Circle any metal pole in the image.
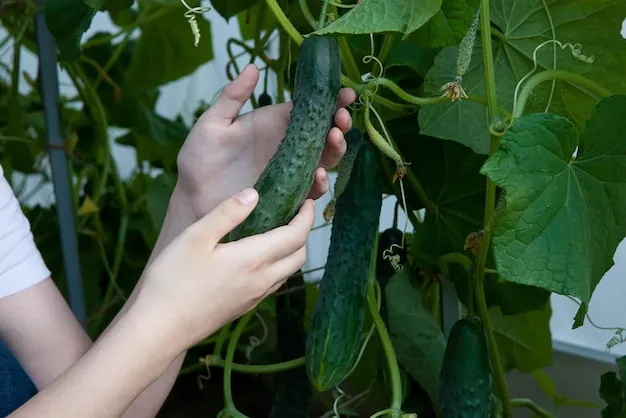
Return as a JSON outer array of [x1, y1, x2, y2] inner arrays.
[[33, 10, 87, 323]]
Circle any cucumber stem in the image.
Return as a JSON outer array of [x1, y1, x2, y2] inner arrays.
[[510, 398, 554, 417], [206, 356, 305, 374], [298, 0, 318, 29], [475, 0, 513, 416], [223, 312, 255, 418], [265, 0, 303, 45], [367, 234, 403, 418], [513, 69, 611, 120], [318, 0, 330, 27]]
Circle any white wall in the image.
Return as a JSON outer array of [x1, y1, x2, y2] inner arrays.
[[2, 5, 625, 405]]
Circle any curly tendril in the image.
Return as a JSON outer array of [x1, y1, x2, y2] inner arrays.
[[512, 39, 595, 121], [179, 0, 211, 47]]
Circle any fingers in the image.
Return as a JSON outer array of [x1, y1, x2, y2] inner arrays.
[[237, 199, 315, 262], [263, 246, 308, 296], [306, 167, 330, 200], [337, 88, 357, 110], [319, 126, 347, 170], [202, 64, 260, 125], [191, 188, 259, 249], [334, 108, 352, 133]]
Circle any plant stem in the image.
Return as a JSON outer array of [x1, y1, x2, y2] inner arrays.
[[206, 356, 305, 373], [223, 312, 255, 418], [378, 35, 394, 66], [298, 0, 318, 29], [318, 0, 330, 27], [511, 398, 554, 417], [514, 69, 612, 119], [367, 235, 402, 417], [338, 37, 361, 82], [265, 0, 303, 45], [476, 0, 512, 416]]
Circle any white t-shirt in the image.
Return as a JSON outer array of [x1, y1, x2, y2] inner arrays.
[[0, 164, 51, 298]]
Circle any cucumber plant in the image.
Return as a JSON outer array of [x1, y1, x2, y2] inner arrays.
[[3, 0, 626, 416]]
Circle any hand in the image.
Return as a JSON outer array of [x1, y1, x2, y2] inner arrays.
[[175, 63, 356, 221], [136, 188, 314, 352]]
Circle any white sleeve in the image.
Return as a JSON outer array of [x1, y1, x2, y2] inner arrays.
[[0, 164, 51, 298]]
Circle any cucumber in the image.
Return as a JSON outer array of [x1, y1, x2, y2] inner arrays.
[[439, 316, 491, 418], [305, 141, 383, 392], [229, 35, 341, 241], [323, 127, 363, 221], [268, 272, 313, 418]]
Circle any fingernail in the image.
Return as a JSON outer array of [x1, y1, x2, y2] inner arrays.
[[236, 189, 257, 205]]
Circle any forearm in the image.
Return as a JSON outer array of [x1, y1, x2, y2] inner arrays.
[[8, 303, 178, 418], [100, 184, 197, 417]]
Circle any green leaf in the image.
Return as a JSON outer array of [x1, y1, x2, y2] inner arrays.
[[484, 273, 551, 316], [103, 0, 133, 13], [393, 127, 486, 268], [386, 38, 440, 77], [490, 302, 552, 373], [418, 0, 626, 152], [313, 0, 443, 37], [146, 173, 176, 231], [600, 357, 626, 418], [212, 0, 257, 20], [125, 5, 214, 89], [115, 109, 189, 171], [417, 40, 511, 154], [44, 0, 98, 61], [408, 0, 480, 47], [481, 96, 626, 305], [385, 268, 446, 412], [533, 369, 601, 410]]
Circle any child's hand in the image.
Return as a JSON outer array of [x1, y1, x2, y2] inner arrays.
[[134, 188, 314, 352]]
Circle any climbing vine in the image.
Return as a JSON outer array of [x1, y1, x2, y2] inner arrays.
[[1, 0, 626, 416]]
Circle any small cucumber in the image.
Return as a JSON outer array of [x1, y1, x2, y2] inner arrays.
[[440, 316, 492, 417]]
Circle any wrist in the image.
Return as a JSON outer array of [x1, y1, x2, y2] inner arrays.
[[147, 183, 196, 265]]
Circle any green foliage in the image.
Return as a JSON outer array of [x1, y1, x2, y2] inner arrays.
[[385, 268, 446, 412], [482, 96, 626, 308], [600, 356, 626, 417], [313, 0, 442, 37], [3, 0, 626, 415]]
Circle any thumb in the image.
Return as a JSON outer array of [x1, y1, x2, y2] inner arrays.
[[202, 64, 259, 125], [193, 188, 259, 250]]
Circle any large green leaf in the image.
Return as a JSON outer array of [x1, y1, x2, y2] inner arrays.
[[386, 38, 440, 77], [385, 268, 446, 412], [490, 302, 553, 372], [417, 40, 515, 154], [409, 0, 480, 47], [481, 95, 626, 305], [125, 5, 214, 89], [146, 173, 176, 231], [212, 0, 257, 20], [44, 0, 99, 61], [313, 0, 443, 37], [400, 132, 486, 268], [418, 0, 626, 153]]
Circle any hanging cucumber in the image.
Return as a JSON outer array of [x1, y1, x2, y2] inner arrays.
[[323, 127, 364, 221], [229, 36, 341, 241], [439, 316, 492, 418], [305, 141, 384, 392]]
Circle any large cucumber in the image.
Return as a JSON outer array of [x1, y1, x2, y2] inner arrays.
[[439, 316, 492, 417], [229, 36, 341, 241], [305, 141, 383, 392]]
